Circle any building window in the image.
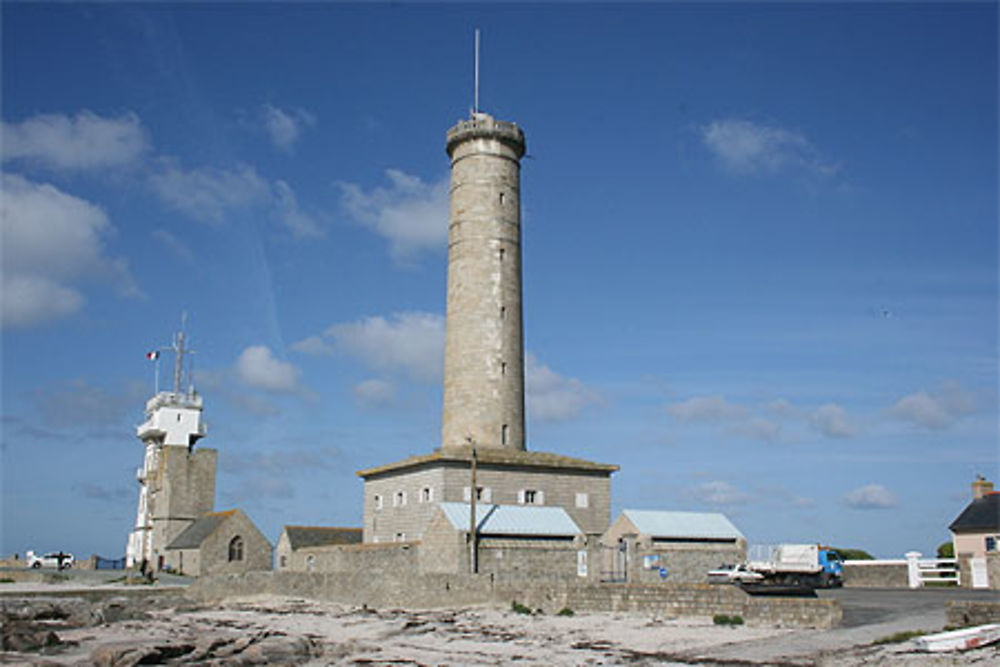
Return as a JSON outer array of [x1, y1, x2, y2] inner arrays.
[[306, 554, 316, 572], [374, 494, 383, 511], [501, 424, 509, 445], [463, 486, 491, 502], [499, 247, 505, 262], [228, 536, 244, 562], [421, 486, 433, 503], [499, 192, 505, 205], [279, 555, 287, 569], [393, 490, 407, 507], [519, 489, 543, 505], [501, 361, 507, 376], [500, 306, 506, 320], [987, 536, 997, 552], [395, 532, 406, 542], [576, 492, 589, 509]]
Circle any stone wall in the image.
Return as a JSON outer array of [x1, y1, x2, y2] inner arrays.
[[188, 572, 840, 628], [630, 542, 744, 585], [842, 560, 908, 588], [947, 600, 1000, 627]]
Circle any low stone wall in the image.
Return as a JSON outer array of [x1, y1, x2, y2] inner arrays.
[[504, 582, 839, 628], [842, 560, 908, 588], [188, 572, 840, 628], [947, 600, 1000, 627]]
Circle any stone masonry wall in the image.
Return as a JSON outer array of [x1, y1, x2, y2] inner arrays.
[[842, 561, 909, 588], [188, 572, 840, 628], [947, 600, 1000, 627]]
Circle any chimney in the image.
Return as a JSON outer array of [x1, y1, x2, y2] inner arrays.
[[972, 475, 994, 500]]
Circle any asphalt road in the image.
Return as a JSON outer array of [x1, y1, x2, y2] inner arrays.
[[819, 586, 999, 629]]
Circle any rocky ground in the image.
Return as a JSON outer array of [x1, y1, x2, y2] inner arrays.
[[2, 593, 999, 666]]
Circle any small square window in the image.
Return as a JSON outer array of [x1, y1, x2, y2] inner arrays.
[[393, 490, 407, 507], [575, 492, 589, 508], [395, 532, 406, 542], [987, 536, 997, 552], [520, 489, 542, 505], [421, 487, 433, 503], [374, 494, 383, 511]]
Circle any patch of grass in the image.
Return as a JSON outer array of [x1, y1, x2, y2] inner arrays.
[[873, 630, 926, 645], [713, 614, 744, 626], [511, 601, 532, 615], [557, 607, 575, 617]]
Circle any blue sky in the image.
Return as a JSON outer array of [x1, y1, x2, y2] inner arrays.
[[2, 3, 996, 559]]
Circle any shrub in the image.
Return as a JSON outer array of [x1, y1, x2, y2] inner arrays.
[[713, 614, 744, 626], [936, 541, 955, 558], [557, 607, 575, 617], [832, 547, 874, 561], [873, 630, 925, 645], [511, 601, 532, 615]]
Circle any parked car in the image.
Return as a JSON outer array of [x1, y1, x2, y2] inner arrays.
[[25, 550, 74, 570]]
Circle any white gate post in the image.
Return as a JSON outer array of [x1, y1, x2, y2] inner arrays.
[[906, 551, 923, 589]]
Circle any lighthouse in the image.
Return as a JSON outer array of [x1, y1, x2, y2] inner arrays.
[[441, 112, 527, 451]]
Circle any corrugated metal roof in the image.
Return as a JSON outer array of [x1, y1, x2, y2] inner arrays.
[[437, 502, 581, 536], [623, 509, 744, 540]]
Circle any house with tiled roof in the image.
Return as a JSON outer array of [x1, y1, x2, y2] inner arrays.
[[949, 476, 1000, 560], [276, 525, 362, 571], [163, 508, 271, 576]]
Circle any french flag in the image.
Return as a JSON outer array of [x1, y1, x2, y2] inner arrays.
[[146, 351, 160, 361]]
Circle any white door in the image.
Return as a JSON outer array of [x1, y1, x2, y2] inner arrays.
[[970, 557, 989, 589]]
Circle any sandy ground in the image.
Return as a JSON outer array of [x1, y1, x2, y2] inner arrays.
[[3, 592, 999, 666]]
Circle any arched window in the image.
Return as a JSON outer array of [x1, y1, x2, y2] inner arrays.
[[228, 535, 244, 562]]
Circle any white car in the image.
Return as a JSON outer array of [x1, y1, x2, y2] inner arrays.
[[26, 550, 74, 569]]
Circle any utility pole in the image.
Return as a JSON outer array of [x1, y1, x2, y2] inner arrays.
[[468, 437, 478, 574]]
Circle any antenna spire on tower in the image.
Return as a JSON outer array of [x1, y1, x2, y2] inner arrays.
[[474, 28, 480, 115]]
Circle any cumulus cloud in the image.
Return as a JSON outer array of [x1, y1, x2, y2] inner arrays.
[[235, 345, 302, 393], [688, 480, 751, 506], [353, 378, 397, 407], [526, 354, 601, 422], [727, 417, 782, 443], [149, 161, 270, 224], [2, 110, 148, 170], [261, 104, 315, 153], [29, 378, 148, 429], [809, 403, 855, 438], [888, 381, 977, 430], [666, 395, 748, 423], [1, 173, 140, 328], [843, 484, 896, 510], [298, 312, 446, 383], [701, 118, 838, 176], [273, 179, 323, 238], [338, 169, 449, 260]]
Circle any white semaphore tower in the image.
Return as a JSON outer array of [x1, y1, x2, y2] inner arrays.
[[125, 324, 216, 570]]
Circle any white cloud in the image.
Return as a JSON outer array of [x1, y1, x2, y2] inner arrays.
[[666, 395, 748, 423], [261, 104, 315, 153], [766, 398, 799, 417], [338, 169, 449, 260], [1, 173, 139, 328], [290, 335, 335, 356], [843, 484, 896, 510], [701, 118, 837, 176], [149, 161, 270, 224], [809, 403, 855, 438], [306, 311, 446, 383], [151, 228, 194, 262], [888, 381, 977, 430], [688, 480, 751, 506], [727, 417, 782, 443], [353, 378, 397, 407], [235, 345, 302, 393], [273, 179, 323, 238], [2, 110, 148, 170], [526, 354, 601, 422]]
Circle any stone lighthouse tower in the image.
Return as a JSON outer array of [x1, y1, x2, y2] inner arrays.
[[441, 113, 527, 451]]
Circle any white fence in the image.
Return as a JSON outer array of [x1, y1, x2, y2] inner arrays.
[[905, 551, 960, 588]]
